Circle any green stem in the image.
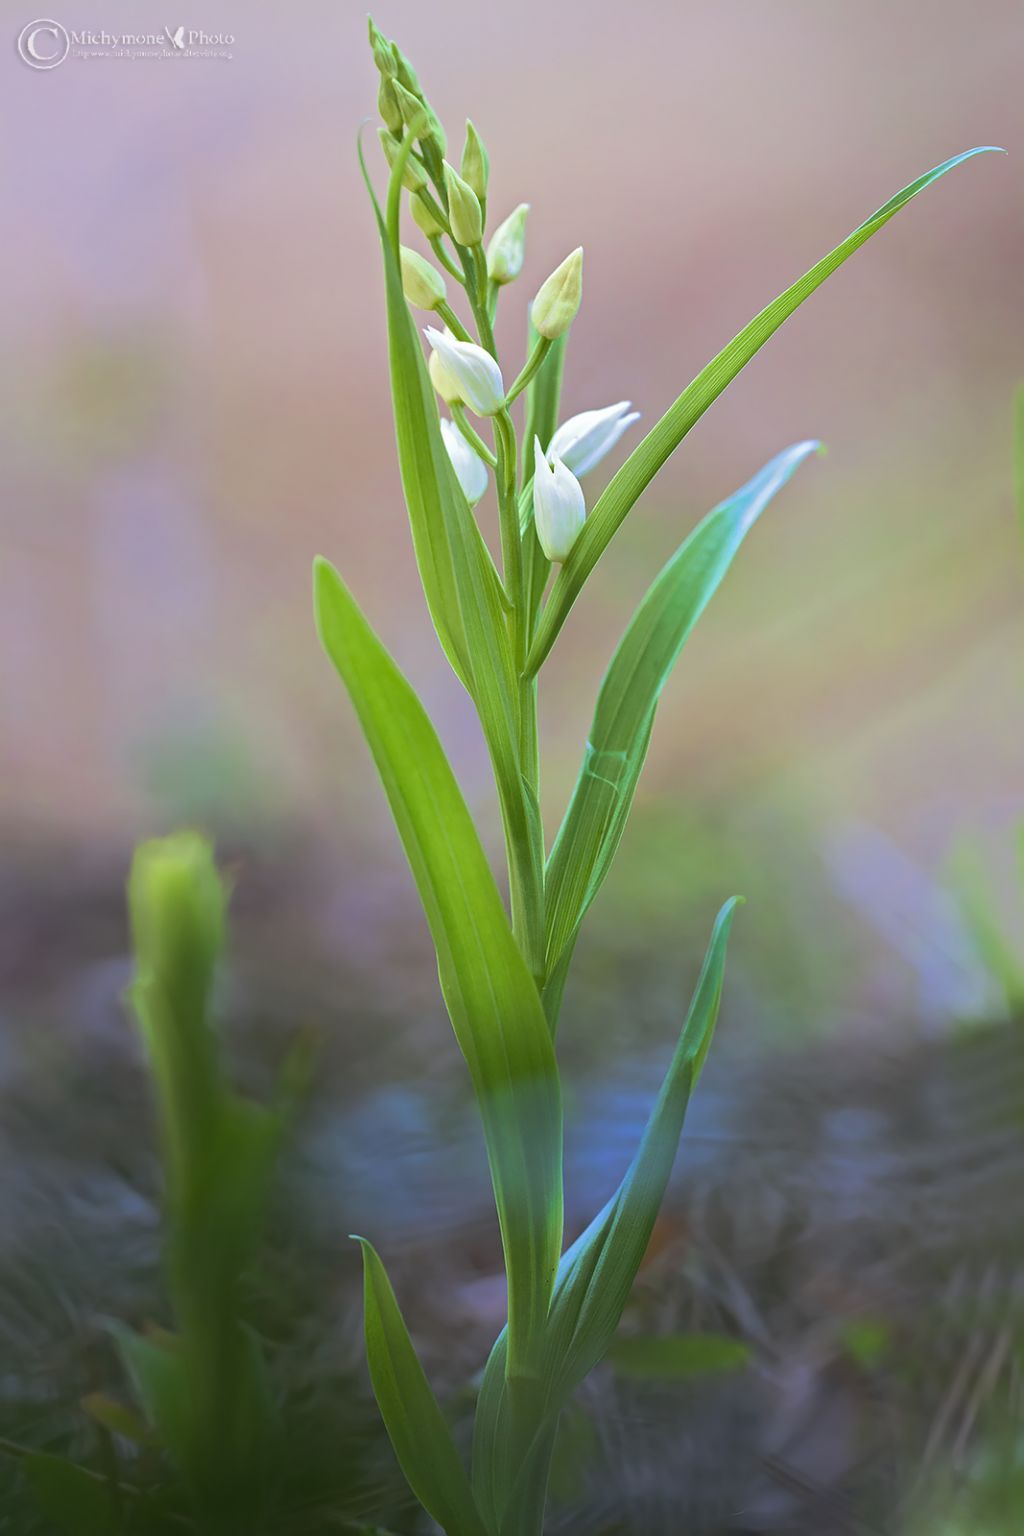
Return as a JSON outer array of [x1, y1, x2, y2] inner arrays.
[[492, 410, 546, 980], [451, 403, 497, 468], [493, 411, 524, 632], [429, 235, 464, 281], [505, 336, 552, 408], [435, 300, 473, 343], [460, 243, 499, 359]]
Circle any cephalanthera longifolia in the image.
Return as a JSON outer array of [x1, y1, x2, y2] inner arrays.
[[310, 21, 1000, 1536]]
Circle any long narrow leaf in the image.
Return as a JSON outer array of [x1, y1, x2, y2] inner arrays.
[[526, 146, 1002, 674], [544, 441, 819, 979], [543, 899, 738, 1399], [356, 1239, 488, 1536], [314, 559, 562, 1374]]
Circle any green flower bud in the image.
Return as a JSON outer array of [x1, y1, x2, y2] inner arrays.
[[391, 75, 446, 158], [400, 246, 447, 311], [532, 246, 583, 339], [367, 16, 396, 77], [394, 79, 426, 132], [411, 192, 445, 239], [390, 42, 421, 97], [443, 162, 483, 247], [460, 120, 489, 202], [422, 105, 447, 159], [486, 202, 529, 285], [378, 128, 427, 191], [378, 76, 403, 134]]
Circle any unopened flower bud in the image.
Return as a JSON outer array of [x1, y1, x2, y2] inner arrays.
[[410, 193, 445, 239], [400, 247, 447, 311], [532, 437, 586, 562], [460, 120, 489, 202], [423, 107, 447, 158], [443, 163, 483, 247], [547, 401, 641, 477], [394, 79, 426, 132], [391, 79, 445, 157], [532, 247, 583, 339], [428, 337, 464, 404], [378, 128, 427, 191], [424, 327, 505, 417], [390, 43, 421, 97], [486, 203, 529, 285], [378, 76, 403, 134], [440, 418, 488, 506], [368, 16, 396, 77]]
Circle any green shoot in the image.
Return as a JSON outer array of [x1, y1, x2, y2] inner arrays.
[[119, 832, 292, 1527]]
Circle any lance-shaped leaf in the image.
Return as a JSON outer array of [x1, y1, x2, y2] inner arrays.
[[543, 899, 738, 1399], [356, 1239, 488, 1536], [473, 902, 737, 1523], [314, 558, 563, 1375], [362, 133, 542, 965], [544, 442, 818, 981], [525, 146, 1002, 674]]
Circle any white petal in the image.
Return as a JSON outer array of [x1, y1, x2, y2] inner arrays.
[[548, 401, 640, 477], [424, 327, 505, 417], [440, 418, 488, 505], [533, 439, 585, 563]]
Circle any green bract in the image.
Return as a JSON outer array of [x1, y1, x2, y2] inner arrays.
[[310, 21, 1001, 1536]]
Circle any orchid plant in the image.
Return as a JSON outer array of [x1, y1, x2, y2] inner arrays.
[[312, 20, 999, 1535]]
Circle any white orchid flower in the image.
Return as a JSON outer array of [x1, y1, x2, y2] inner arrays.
[[440, 418, 488, 506], [547, 401, 641, 477], [423, 327, 505, 417], [532, 436, 585, 563]]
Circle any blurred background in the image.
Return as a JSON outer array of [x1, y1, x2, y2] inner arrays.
[[2, 2, 1024, 1531]]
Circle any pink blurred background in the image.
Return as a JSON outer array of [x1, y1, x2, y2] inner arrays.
[[2, 0, 1022, 1026]]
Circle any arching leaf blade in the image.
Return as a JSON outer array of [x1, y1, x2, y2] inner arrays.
[[544, 441, 819, 978], [526, 146, 1003, 675], [543, 899, 739, 1400], [356, 1238, 489, 1536]]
